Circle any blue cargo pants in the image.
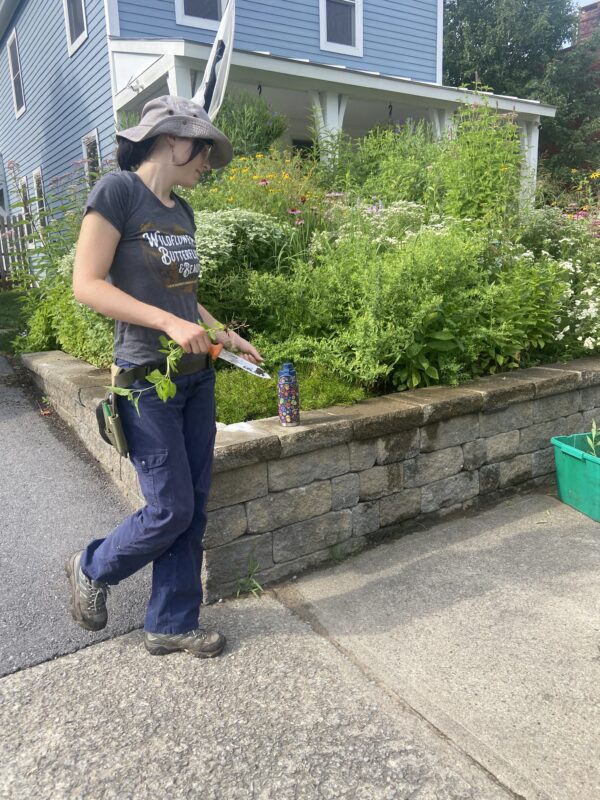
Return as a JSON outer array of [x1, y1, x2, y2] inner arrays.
[[80, 358, 216, 634]]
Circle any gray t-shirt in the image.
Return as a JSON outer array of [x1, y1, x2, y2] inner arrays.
[[85, 170, 201, 365]]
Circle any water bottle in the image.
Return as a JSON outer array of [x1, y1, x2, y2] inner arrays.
[[278, 362, 300, 427]]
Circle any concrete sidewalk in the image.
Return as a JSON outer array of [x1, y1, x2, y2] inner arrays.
[[1, 354, 600, 799]]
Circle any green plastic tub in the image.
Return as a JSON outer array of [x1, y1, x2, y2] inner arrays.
[[551, 433, 600, 522]]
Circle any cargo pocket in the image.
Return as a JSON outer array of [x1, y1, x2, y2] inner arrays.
[[130, 450, 172, 508]]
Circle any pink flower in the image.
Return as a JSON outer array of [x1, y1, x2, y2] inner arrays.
[[287, 208, 302, 215], [258, 179, 270, 186], [295, 219, 305, 226]]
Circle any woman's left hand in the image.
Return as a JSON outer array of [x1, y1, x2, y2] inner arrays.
[[223, 330, 264, 365]]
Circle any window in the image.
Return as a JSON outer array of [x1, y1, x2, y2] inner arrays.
[[0, 186, 7, 218], [82, 129, 101, 186], [175, 0, 222, 30], [319, 0, 363, 57], [32, 169, 47, 225], [19, 177, 34, 236], [63, 0, 88, 55], [7, 30, 25, 118]]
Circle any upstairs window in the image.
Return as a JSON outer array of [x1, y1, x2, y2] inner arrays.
[[7, 30, 25, 118], [320, 0, 363, 57], [0, 185, 7, 218], [82, 129, 101, 187], [63, 0, 88, 55], [175, 0, 222, 30]]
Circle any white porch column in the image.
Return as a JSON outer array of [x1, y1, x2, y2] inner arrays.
[[309, 91, 348, 157], [519, 117, 540, 201], [427, 107, 451, 139], [167, 57, 193, 99]]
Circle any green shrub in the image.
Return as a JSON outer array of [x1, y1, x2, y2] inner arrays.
[[194, 208, 289, 324], [14, 250, 113, 366], [214, 90, 288, 157]]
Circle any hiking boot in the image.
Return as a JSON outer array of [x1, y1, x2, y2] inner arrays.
[[65, 551, 109, 632], [144, 627, 226, 658]]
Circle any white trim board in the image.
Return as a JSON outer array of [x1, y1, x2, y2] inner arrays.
[[62, 0, 88, 57], [436, 0, 443, 84], [111, 39, 556, 118]]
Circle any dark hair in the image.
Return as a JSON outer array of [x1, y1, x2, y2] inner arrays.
[[116, 136, 159, 171], [116, 135, 213, 171]]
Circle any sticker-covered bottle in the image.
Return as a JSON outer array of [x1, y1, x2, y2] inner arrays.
[[278, 362, 300, 427]]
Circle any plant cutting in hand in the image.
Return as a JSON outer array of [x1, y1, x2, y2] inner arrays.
[[108, 321, 227, 415]]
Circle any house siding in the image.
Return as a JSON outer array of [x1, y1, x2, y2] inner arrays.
[[0, 0, 115, 208], [117, 0, 439, 83]]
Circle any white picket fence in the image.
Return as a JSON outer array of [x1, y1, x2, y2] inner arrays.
[[0, 213, 33, 288]]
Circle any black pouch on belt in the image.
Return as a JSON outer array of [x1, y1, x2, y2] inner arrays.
[[95, 391, 129, 457]]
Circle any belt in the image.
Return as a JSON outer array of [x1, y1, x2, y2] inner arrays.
[[112, 353, 211, 388]]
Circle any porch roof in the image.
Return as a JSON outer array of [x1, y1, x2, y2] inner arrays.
[[111, 39, 556, 121]]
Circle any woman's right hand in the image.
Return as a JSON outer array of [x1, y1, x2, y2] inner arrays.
[[164, 316, 214, 355]]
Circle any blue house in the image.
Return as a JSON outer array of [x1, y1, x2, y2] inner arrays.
[[0, 0, 555, 216]]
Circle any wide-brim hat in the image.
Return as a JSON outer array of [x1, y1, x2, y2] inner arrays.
[[117, 95, 233, 170]]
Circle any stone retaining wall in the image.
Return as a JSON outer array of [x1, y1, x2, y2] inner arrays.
[[22, 352, 600, 600]]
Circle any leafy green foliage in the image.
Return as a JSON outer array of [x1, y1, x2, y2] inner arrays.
[[214, 90, 287, 157]]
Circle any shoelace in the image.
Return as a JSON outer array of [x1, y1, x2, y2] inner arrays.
[[87, 584, 110, 613]]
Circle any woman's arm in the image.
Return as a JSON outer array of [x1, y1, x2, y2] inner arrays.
[[73, 211, 213, 355], [197, 302, 263, 364]]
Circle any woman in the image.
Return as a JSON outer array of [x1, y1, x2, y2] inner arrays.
[[67, 95, 262, 659]]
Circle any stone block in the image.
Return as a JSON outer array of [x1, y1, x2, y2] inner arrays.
[[520, 418, 568, 454], [359, 463, 403, 501], [352, 502, 380, 536], [480, 402, 533, 437], [463, 440, 487, 471], [246, 480, 332, 534], [331, 473, 360, 510], [541, 358, 600, 388], [203, 533, 273, 590], [486, 430, 520, 463], [208, 463, 268, 511], [459, 373, 535, 410], [327, 396, 424, 441], [400, 385, 483, 422], [421, 471, 479, 513], [349, 439, 378, 471], [250, 412, 353, 458], [267, 444, 349, 491], [532, 391, 581, 423], [376, 429, 420, 465], [404, 447, 463, 488], [272, 510, 352, 563], [532, 447, 556, 478], [420, 413, 479, 453], [480, 454, 533, 493], [582, 408, 600, 430], [508, 366, 580, 398], [564, 412, 584, 435], [213, 424, 281, 473], [379, 489, 422, 526], [204, 504, 248, 549], [581, 385, 600, 411]]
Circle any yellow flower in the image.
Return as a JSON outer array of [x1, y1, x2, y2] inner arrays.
[[252, 175, 260, 180], [227, 195, 234, 202], [241, 167, 250, 174], [255, 153, 264, 159], [238, 156, 247, 162], [229, 175, 236, 181], [591, 171, 600, 180], [571, 168, 578, 173], [282, 172, 290, 180], [209, 188, 219, 193]]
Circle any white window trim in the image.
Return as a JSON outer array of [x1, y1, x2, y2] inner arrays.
[[18, 176, 29, 213], [319, 0, 363, 58], [175, 0, 221, 31], [63, 0, 89, 56], [32, 167, 46, 219], [82, 128, 101, 183], [0, 183, 8, 217], [7, 30, 26, 119]]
